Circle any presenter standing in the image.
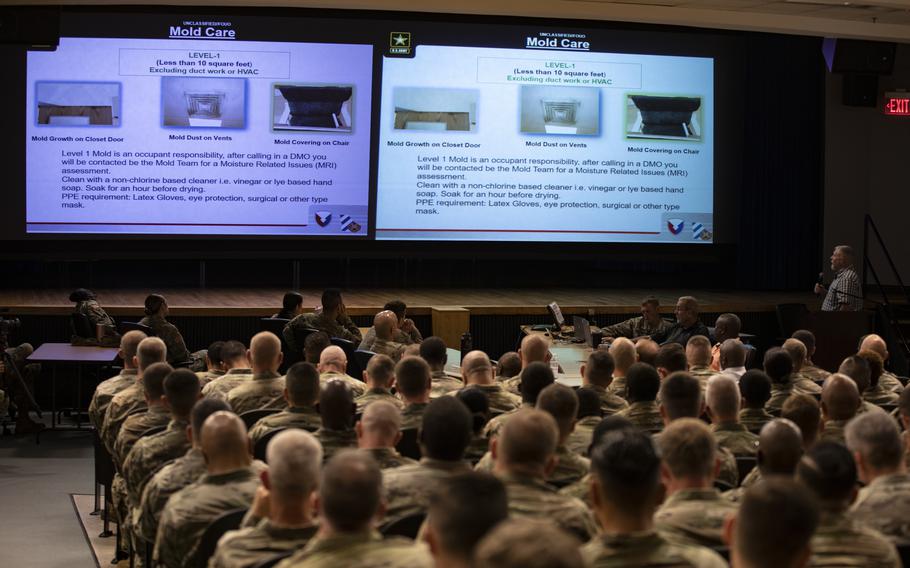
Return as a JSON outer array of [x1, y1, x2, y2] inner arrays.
[[814, 245, 863, 311]]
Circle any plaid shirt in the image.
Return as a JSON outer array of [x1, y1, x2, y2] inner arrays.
[[823, 267, 863, 311]]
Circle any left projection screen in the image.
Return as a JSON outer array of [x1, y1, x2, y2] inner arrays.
[[26, 30, 373, 236]]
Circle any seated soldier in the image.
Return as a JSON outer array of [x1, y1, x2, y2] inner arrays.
[[396, 356, 433, 430], [303, 331, 330, 365], [606, 337, 638, 399], [580, 350, 629, 416], [456, 387, 492, 465], [475, 518, 585, 568], [201, 341, 253, 402], [782, 393, 822, 449], [727, 418, 804, 499], [601, 296, 671, 341], [356, 400, 416, 470], [566, 387, 604, 455], [838, 355, 887, 416], [316, 345, 366, 397], [70, 287, 115, 330], [273, 291, 304, 321], [899, 389, 910, 465], [276, 451, 432, 568], [686, 335, 715, 384], [654, 418, 739, 547], [724, 479, 819, 568], [791, 329, 831, 383], [489, 409, 597, 541], [113, 362, 173, 467], [705, 374, 759, 457], [354, 354, 403, 413], [536, 384, 590, 487], [196, 341, 226, 387], [421, 336, 462, 398], [495, 351, 521, 381], [381, 397, 473, 529], [717, 339, 747, 381], [858, 350, 900, 407], [367, 310, 406, 362], [425, 472, 509, 568], [283, 288, 361, 354], [313, 380, 357, 462], [482, 361, 554, 439], [139, 294, 197, 368], [796, 442, 900, 567], [782, 338, 823, 396], [358, 299, 422, 351], [617, 362, 664, 434], [859, 334, 904, 393], [582, 428, 726, 567], [559, 415, 634, 505], [635, 338, 659, 367], [738, 370, 774, 433], [248, 362, 322, 446], [501, 334, 552, 395], [210, 430, 321, 568], [763, 348, 794, 415], [655, 343, 688, 379], [227, 331, 286, 415], [154, 411, 263, 568], [846, 412, 910, 540], [88, 330, 145, 432], [819, 373, 861, 444], [458, 350, 520, 416]]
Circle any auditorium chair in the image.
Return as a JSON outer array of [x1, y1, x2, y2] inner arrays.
[[118, 321, 154, 337], [193, 508, 248, 567], [896, 540, 910, 567], [380, 512, 426, 540], [352, 350, 376, 376], [252, 551, 294, 568], [253, 427, 287, 462], [714, 479, 734, 492], [396, 428, 422, 460], [239, 408, 280, 431], [92, 430, 115, 537], [736, 456, 757, 483]]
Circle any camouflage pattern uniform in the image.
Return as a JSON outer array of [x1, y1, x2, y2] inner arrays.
[[360, 447, 417, 470], [139, 314, 191, 365], [124, 418, 192, 510], [313, 428, 357, 463], [567, 415, 602, 455], [859, 401, 888, 416], [712, 422, 759, 457], [154, 466, 261, 568], [618, 401, 664, 434], [586, 384, 630, 416], [497, 472, 598, 542], [582, 530, 728, 568], [880, 371, 904, 394], [369, 338, 406, 362], [226, 371, 286, 415], [135, 448, 206, 545], [354, 388, 403, 414], [358, 325, 422, 351], [865, 384, 900, 407], [601, 316, 671, 339], [500, 371, 522, 396], [202, 369, 255, 402], [75, 299, 115, 328], [765, 383, 793, 415], [607, 376, 629, 400], [319, 371, 366, 398], [716, 447, 739, 488], [809, 509, 900, 567], [474, 444, 589, 488], [400, 402, 428, 431], [850, 473, 910, 540], [481, 405, 525, 439], [464, 435, 489, 465], [283, 312, 362, 354], [739, 407, 773, 433], [465, 384, 521, 416], [248, 406, 321, 447], [655, 488, 739, 547], [275, 531, 432, 568], [429, 370, 462, 398], [113, 405, 171, 467], [800, 363, 830, 383], [381, 458, 471, 528], [688, 366, 715, 390], [209, 520, 318, 568], [88, 368, 138, 432], [791, 372, 823, 396], [196, 369, 225, 389], [102, 381, 147, 454], [559, 473, 593, 507], [819, 419, 848, 444]]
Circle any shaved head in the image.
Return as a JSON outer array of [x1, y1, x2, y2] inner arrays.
[[120, 330, 147, 368], [364, 354, 395, 388], [705, 373, 741, 422], [839, 356, 871, 392], [519, 334, 550, 366], [373, 310, 398, 340], [250, 331, 282, 371], [720, 339, 746, 369], [860, 334, 889, 362], [496, 409, 558, 474], [200, 411, 251, 471], [822, 373, 861, 421], [320, 450, 382, 532], [360, 400, 401, 442], [462, 350, 494, 385], [635, 338, 659, 366], [267, 429, 322, 497], [758, 418, 804, 476], [137, 337, 167, 372], [686, 335, 712, 368], [609, 337, 638, 374], [318, 345, 347, 373]]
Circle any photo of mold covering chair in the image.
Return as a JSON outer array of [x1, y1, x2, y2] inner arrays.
[[626, 95, 702, 141], [273, 84, 354, 133]]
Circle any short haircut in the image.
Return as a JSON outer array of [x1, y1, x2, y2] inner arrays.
[[120, 330, 147, 362], [659, 372, 702, 420], [686, 335, 712, 367], [421, 397, 473, 461], [395, 356, 431, 398], [365, 354, 395, 388], [428, 472, 508, 562], [360, 400, 401, 440], [641, 296, 660, 308], [286, 362, 321, 406], [626, 362, 661, 403], [163, 369, 201, 417], [782, 394, 821, 446], [304, 331, 331, 364], [791, 330, 817, 353], [735, 479, 819, 568], [782, 339, 807, 370], [190, 398, 230, 442], [144, 293, 166, 316], [740, 370, 772, 407], [206, 341, 225, 366], [70, 288, 96, 302], [678, 295, 699, 311], [797, 441, 858, 504], [137, 337, 167, 371], [474, 518, 584, 568], [857, 350, 884, 388], [220, 340, 248, 365], [716, 313, 742, 335], [590, 415, 635, 451], [282, 291, 303, 311], [720, 339, 746, 368], [763, 348, 793, 385], [758, 419, 804, 475], [250, 331, 281, 368], [838, 355, 871, 391], [590, 428, 661, 513], [496, 352, 521, 378], [575, 387, 603, 420], [705, 373, 740, 419], [822, 373, 861, 421], [845, 411, 904, 472], [456, 387, 490, 435], [321, 288, 343, 312], [609, 338, 637, 372], [519, 361, 555, 404], [319, 380, 355, 430], [320, 450, 381, 532], [419, 336, 447, 367], [142, 362, 173, 401], [657, 418, 716, 479], [584, 350, 615, 387], [834, 244, 855, 259], [635, 339, 659, 366], [383, 299, 407, 319], [537, 384, 579, 439], [266, 429, 322, 497], [498, 409, 559, 469], [655, 343, 687, 373]]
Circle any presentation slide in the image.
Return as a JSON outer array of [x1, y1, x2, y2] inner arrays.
[[376, 40, 714, 243], [26, 31, 372, 236]]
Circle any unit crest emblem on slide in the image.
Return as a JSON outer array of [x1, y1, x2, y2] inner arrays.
[[315, 211, 332, 227], [667, 218, 685, 235]]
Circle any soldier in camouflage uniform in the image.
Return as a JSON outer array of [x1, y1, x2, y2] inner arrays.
[[566, 388, 603, 455], [367, 310, 406, 362], [654, 419, 739, 547], [312, 379, 357, 463], [796, 441, 900, 567], [419, 337, 462, 398], [248, 362, 322, 446], [226, 332, 286, 415], [88, 331, 145, 432], [705, 374, 759, 457], [210, 430, 323, 568], [601, 296, 671, 340], [685, 335, 716, 389], [860, 334, 905, 394], [70, 288, 115, 330], [358, 300, 422, 351], [791, 330, 831, 383], [456, 350, 521, 417], [138, 294, 199, 368], [277, 451, 432, 568], [282, 289, 362, 355], [763, 347, 794, 415], [581, 350, 630, 416], [819, 373, 860, 444], [475, 518, 585, 568], [738, 370, 773, 433], [154, 411, 262, 568], [500, 334, 552, 396], [858, 349, 901, 407], [356, 401, 416, 470], [455, 387, 492, 466], [617, 363, 664, 434], [201, 341, 253, 402], [112, 363, 173, 467], [490, 409, 597, 541], [195, 341, 225, 388], [605, 338, 638, 400], [583, 427, 727, 568], [723, 418, 804, 503], [781, 338, 824, 397], [846, 412, 910, 541], [482, 362, 553, 439], [353, 354, 402, 414], [395, 357, 432, 430], [316, 345, 366, 397]]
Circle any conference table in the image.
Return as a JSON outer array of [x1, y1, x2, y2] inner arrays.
[[27, 343, 121, 429]]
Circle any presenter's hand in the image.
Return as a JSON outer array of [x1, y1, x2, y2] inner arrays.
[[814, 283, 826, 295]]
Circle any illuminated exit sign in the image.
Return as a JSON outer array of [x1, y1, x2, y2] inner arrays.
[[883, 91, 910, 116]]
